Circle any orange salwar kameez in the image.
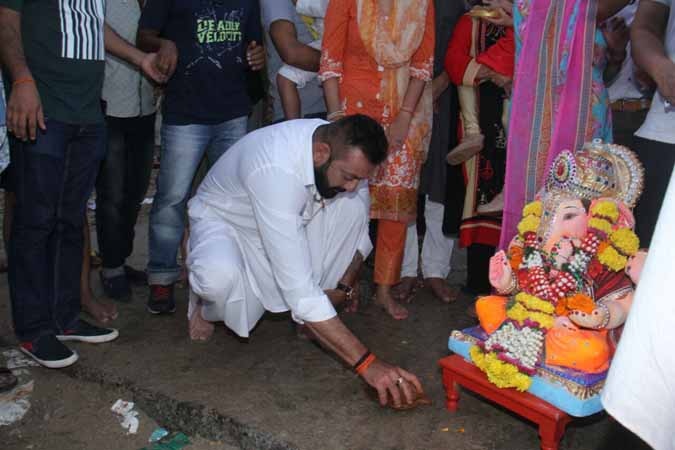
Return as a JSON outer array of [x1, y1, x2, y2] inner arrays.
[[319, 0, 435, 285]]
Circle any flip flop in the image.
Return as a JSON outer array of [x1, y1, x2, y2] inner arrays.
[[0, 367, 17, 393]]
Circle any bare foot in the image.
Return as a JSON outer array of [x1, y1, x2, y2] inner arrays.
[[81, 292, 118, 324], [374, 285, 409, 320], [426, 278, 458, 303], [391, 276, 418, 304], [188, 296, 214, 342]]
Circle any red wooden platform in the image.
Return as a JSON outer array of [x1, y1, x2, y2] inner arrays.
[[439, 354, 572, 450]]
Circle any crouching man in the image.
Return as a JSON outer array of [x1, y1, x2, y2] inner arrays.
[[187, 115, 424, 407]]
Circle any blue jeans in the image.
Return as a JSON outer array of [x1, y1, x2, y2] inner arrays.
[[8, 119, 105, 341], [147, 116, 247, 285]]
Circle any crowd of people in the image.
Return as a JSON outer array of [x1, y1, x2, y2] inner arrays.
[[0, 0, 673, 443]]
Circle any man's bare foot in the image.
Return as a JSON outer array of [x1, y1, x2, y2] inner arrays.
[[426, 277, 458, 303], [188, 296, 214, 342], [374, 285, 409, 320], [391, 276, 418, 303], [81, 292, 118, 324]]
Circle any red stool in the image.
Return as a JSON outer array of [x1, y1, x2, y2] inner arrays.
[[439, 354, 572, 450]]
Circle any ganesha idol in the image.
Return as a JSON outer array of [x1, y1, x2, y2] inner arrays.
[[448, 140, 646, 416]]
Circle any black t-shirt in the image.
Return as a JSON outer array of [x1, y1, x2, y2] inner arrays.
[[1, 0, 106, 124], [140, 0, 262, 125]]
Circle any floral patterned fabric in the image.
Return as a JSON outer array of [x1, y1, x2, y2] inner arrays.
[[319, 0, 435, 223], [0, 75, 9, 174]]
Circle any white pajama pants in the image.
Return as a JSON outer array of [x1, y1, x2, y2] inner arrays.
[[401, 197, 456, 279], [186, 189, 372, 337]]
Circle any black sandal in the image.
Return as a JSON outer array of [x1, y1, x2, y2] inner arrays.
[[0, 367, 17, 393]]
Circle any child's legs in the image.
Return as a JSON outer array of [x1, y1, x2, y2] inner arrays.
[[458, 85, 481, 136], [277, 72, 302, 120], [501, 98, 510, 135]]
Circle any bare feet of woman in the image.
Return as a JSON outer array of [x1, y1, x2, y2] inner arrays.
[[188, 296, 214, 342], [374, 285, 409, 320], [391, 276, 418, 303], [426, 277, 458, 303], [81, 291, 118, 324]]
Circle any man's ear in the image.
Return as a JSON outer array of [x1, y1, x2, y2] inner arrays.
[[313, 141, 331, 166]]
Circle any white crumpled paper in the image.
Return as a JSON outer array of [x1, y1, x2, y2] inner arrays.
[[111, 399, 139, 434]]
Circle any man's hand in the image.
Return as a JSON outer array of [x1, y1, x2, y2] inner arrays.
[[343, 281, 360, 313], [490, 72, 513, 96], [361, 358, 424, 408], [483, 1, 514, 28], [7, 80, 46, 141], [140, 52, 168, 84], [602, 17, 629, 62], [246, 41, 265, 71], [654, 59, 675, 105], [156, 39, 178, 78]]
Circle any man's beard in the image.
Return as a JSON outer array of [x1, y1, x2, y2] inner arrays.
[[314, 160, 345, 199]]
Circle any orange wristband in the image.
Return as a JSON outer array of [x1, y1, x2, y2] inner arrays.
[[355, 353, 377, 375], [12, 77, 35, 87]]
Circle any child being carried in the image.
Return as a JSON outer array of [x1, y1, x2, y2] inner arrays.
[[277, 0, 329, 120]]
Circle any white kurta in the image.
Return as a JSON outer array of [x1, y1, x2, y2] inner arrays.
[[187, 119, 372, 337], [601, 173, 675, 450]]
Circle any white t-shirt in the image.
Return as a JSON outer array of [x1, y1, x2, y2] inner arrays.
[[602, 172, 675, 450], [635, 0, 675, 144]]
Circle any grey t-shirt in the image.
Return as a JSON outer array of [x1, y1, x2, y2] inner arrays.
[[261, 0, 326, 121]]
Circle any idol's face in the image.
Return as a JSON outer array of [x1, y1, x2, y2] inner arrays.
[[547, 199, 588, 245]]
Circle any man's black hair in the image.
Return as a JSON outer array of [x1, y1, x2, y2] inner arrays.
[[315, 114, 388, 165]]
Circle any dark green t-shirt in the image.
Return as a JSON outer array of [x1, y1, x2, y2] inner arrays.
[[1, 0, 106, 124]]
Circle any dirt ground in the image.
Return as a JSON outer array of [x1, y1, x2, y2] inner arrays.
[[0, 165, 652, 450]]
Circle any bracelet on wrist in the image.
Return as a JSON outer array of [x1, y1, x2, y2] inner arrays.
[[354, 351, 377, 375], [496, 271, 517, 295], [12, 77, 35, 87], [327, 110, 345, 121], [594, 302, 611, 330]]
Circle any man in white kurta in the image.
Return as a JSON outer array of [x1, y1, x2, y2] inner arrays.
[[187, 118, 371, 337], [186, 116, 426, 408], [601, 172, 675, 450]]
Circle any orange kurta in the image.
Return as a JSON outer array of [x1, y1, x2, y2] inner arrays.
[[320, 0, 435, 223]]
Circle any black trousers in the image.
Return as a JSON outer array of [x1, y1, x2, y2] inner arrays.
[[95, 114, 155, 271], [632, 135, 675, 247]]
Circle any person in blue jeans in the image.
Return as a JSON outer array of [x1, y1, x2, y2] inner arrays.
[[0, 0, 165, 369], [138, 0, 265, 314]]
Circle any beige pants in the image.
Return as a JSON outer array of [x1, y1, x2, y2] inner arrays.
[[458, 84, 510, 137]]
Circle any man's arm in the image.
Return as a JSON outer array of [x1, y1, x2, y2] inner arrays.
[[269, 19, 320, 72], [136, 29, 178, 79], [306, 316, 423, 407], [246, 166, 423, 407], [0, 5, 45, 141], [631, 0, 675, 104], [598, 0, 631, 22], [105, 24, 166, 84]]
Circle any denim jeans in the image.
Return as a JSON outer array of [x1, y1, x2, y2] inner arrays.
[[147, 115, 247, 285], [8, 119, 105, 341], [95, 114, 155, 274]]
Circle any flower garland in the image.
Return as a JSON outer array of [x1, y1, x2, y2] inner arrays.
[[470, 345, 533, 392], [471, 200, 640, 391]]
